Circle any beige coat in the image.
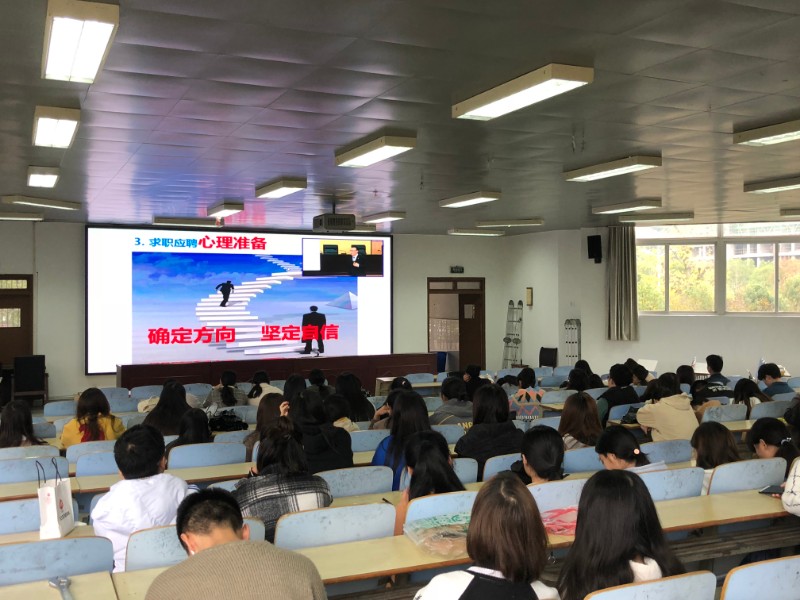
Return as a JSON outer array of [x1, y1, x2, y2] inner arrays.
[[636, 394, 698, 441]]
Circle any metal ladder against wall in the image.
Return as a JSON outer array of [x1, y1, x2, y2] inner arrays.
[[564, 319, 581, 366], [502, 300, 523, 368]]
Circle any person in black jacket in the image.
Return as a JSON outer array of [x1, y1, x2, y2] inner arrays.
[[454, 384, 524, 480], [291, 388, 353, 474], [597, 364, 639, 427], [463, 364, 490, 402]]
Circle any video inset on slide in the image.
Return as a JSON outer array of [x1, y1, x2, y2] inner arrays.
[[302, 238, 384, 277]]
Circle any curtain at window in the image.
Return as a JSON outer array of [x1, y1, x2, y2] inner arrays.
[[607, 225, 639, 341]]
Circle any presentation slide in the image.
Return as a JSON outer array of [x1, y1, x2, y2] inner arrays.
[[86, 226, 392, 374]]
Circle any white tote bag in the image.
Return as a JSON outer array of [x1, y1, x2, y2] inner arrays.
[[37, 458, 75, 539]]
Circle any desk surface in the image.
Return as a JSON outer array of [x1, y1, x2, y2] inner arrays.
[[1, 571, 117, 600], [75, 463, 251, 494], [0, 477, 81, 502], [353, 444, 455, 467], [113, 568, 164, 600], [0, 523, 95, 547]]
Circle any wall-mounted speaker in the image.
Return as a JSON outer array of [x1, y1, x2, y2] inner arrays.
[[587, 235, 602, 264]]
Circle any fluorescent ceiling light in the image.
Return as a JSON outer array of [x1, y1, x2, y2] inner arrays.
[[448, 228, 506, 237], [453, 63, 593, 121], [734, 119, 800, 146], [153, 217, 222, 228], [335, 135, 416, 168], [256, 177, 307, 199], [475, 218, 544, 227], [1, 195, 80, 211], [349, 224, 377, 232], [362, 211, 406, 224], [0, 212, 45, 221], [780, 208, 800, 218], [207, 201, 244, 218], [744, 176, 800, 194], [439, 192, 500, 209], [618, 212, 694, 223], [27, 167, 60, 188], [592, 198, 662, 215], [564, 156, 662, 182], [33, 106, 80, 148], [43, 0, 119, 83]]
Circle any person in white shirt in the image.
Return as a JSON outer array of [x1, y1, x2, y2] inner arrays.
[[557, 470, 685, 600], [91, 424, 192, 572], [414, 472, 560, 600]]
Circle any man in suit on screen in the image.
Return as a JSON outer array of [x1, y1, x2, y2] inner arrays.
[[301, 306, 326, 355], [348, 245, 366, 276]]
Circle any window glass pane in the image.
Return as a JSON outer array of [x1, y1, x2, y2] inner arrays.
[[428, 281, 453, 290], [726, 244, 775, 312], [668, 244, 715, 311], [778, 246, 800, 312], [723, 222, 800, 237], [0, 280, 27, 289], [0, 308, 21, 327], [635, 224, 717, 240], [636, 245, 665, 311]]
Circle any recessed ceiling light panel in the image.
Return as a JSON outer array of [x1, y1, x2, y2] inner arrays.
[[618, 212, 694, 223], [744, 176, 800, 194], [592, 198, 662, 215], [256, 177, 307, 199], [1, 195, 80, 211], [475, 218, 544, 227], [33, 106, 80, 148], [439, 192, 500, 209], [0, 212, 44, 222], [362, 211, 406, 223], [564, 156, 662, 182], [153, 217, 222, 228], [207, 201, 244, 218], [448, 228, 506, 237], [335, 135, 416, 168], [734, 119, 800, 146], [27, 167, 60, 188]]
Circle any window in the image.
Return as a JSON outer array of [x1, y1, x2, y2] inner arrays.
[[779, 245, 800, 312], [0, 280, 27, 289], [637, 245, 665, 311], [726, 244, 774, 312], [669, 245, 715, 312], [0, 309, 21, 327]]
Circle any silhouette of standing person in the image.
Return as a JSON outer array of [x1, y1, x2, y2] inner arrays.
[[301, 305, 326, 355], [216, 280, 234, 307]]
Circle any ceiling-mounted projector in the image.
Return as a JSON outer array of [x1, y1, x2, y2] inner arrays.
[[312, 213, 357, 233]]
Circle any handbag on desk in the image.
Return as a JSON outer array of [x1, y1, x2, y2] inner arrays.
[[208, 409, 248, 432]]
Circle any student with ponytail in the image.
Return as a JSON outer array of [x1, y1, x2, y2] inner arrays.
[[595, 425, 666, 474], [61, 388, 125, 448], [204, 370, 248, 409], [746, 417, 800, 478], [394, 431, 465, 534], [430, 376, 472, 425]]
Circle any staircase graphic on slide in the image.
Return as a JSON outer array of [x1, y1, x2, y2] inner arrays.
[[194, 256, 305, 356]]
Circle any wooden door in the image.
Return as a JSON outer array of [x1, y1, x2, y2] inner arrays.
[[458, 293, 484, 369], [0, 276, 33, 366]]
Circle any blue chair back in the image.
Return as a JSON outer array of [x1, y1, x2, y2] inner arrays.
[[0, 537, 114, 585], [168, 442, 246, 468], [586, 387, 606, 400], [33, 422, 56, 438], [130, 385, 163, 400], [274, 504, 395, 550], [679, 383, 691, 394], [608, 402, 644, 421], [708, 458, 786, 494], [632, 385, 647, 397], [185, 383, 213, 397], [99, 387, 129, 401], [0, 497, 79, 534], [317, 466, 393, 497], [482, 453, 518, 481], [66, 440, 117, 463], [270, 380, 286, 391], [109, 398, 138, 413], [513, 420, 530, 432], [721, 555, 800, 600], [584, 571, 716, 600], [231, 405, 257, 424], [563, 447, 603, 473], [541, 390, 571, 405], [367, 396, 386, 410], [640, 439, 692, 464], [787, 376, 800, 390], [121, 413, 145, 428], [750, 400, 791, 420], [54, 418, 71, 437], [214, 430, 251, 444], [164, 435, 178, 445], [405, 490, 477, 523], [0, 456, 69, 483], [405, 373, 435, 383], [452, 458, 478, 484], [707, 395, 731, 405], [432, 424, 464, 444], [701, 403, 747, 423], [76, 452, 119, 476], [533, 367, 553, 379], [529, 478, 586, 512], [771, 392, 796, 402], [350, 429, 390, 452], [638, 467, 704, 501], [43, 400, 75, 417], [0, 445, 59, 460], [539, 375, 563, 388], [209, 480, 238, 492], [553, 366, 572, 378], [534, 416, 561, 430], [424, 396, 443, 412], [437, 371, 449, 382]]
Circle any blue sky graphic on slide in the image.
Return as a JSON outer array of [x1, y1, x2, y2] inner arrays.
[[131, 252, 358, 362]]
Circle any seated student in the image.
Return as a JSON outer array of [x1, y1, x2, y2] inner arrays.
[[291, 388, 353, 474], [0, 400, 48, 448], [324, 393, 359, 432], [463, 364, 490, 402], [455, 384, 524, 480], [732, 378, 772, 419], [61, 388, 125, 448], [394, 430, 465, 535], [625, 358, 654, 386], [335, 372, 375, 422], [92, 425, 191, 572], [746, 417, 800, 478], [370, 386, 405, 430], [282, 373, 307, 406], [780, 455, 800, 516], [143, 381, 191, 437], [510, 367, 540, 402], [558, 392, 603, 450], [233, 418, 332, 542], [574, 359, 605, 390], [429, 376, 472, 425], [414, 472, 558, 599], [557, 470, 685, 600], [561, 369, 590, 393], [691, 421, 740, 494], [636, 378, 698, 441], [307, 368, 335, 399], [704, 354, 733, 393], [204, 370, 248, 410], [145, 489, 325, 600], [243, 393, 288, 461], [165, 409, 214, 458], [596, 364, 639, 427], [758, 363, 794, 397], [372, 391, 431, 490], [513, 425, 565, 485], [496, 374, 520, 396], [245, 371, 283, 407], [675, 365, 695, 388], [595, 425, 666, 474]]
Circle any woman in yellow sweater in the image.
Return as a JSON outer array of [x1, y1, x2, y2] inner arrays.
[[61, 388, 125, 448]]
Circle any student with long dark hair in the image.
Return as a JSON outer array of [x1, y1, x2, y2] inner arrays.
[[455, 384, 524, 479], [430, 376, 472, 425], [282, 373, 307, 406], [733, 378, 772, 419], [143, 381, 192, 436], [516, 425, 564, 485], [746, 417, 800, 478], [691, 421, 740, 493], [307, 368, 335, 399], [292, 388, 353, 474], [61, 388, 125, 448], [246, 371, 283, 406], [575, 359, 605, 389], [324, 393, 359, 432], [166, 409, 214, 457], [559, 392, 603, 450], [415, 472, 558, 599], [243, 393, 288, 461], [394, 431, 465, 535], [371, 391, 431, 490], [563, 369, 590, 393], [595, 425, 665, 474], [510, 367, 539, 402], [0, 400, 47, 448], [558, 470, 685, 600], [335, 372, 375, 422], [204, 370, 247, 409]]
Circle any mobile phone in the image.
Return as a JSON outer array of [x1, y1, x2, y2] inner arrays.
[[759, 485, 784, 495]]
